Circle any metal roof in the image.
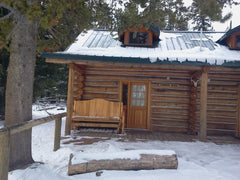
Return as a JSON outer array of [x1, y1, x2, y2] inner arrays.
[[43, 29, 240, 66], [70, 29, 219, 51], [161, 31, 218, 51]]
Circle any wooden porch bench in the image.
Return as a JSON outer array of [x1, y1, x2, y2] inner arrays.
[[71, 99, 125, 133]]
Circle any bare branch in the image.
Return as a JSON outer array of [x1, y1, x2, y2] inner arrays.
[[0, 11, 13, 20], [0, 1, 20, 20]]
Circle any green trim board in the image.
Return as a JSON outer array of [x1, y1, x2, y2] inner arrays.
[[42, 52, 240, 67]]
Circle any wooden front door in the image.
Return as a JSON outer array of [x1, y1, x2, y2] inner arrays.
[[127, 82, 148, 129]]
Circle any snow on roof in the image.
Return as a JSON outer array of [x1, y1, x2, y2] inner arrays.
[[62, 29, 240, 65]]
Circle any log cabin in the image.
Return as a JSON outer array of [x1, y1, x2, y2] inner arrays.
[[43, 24, 240, 139]]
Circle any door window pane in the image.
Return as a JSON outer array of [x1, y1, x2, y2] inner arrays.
[[132, 85, 146, 106]]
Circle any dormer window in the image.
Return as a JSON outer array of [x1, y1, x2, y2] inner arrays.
[[236, 35, 240, 48], [216, 25, 240, 50], [129, 32, 148, 45], [119, 24, 160, 47]]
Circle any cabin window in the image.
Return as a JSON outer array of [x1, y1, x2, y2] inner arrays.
[[236, 35, 240, 48], [131, 85, 146, 106], [129, 32, 148, 45]]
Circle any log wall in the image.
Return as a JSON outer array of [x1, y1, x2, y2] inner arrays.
[[203, 70, 240, 135], [71, 65, 240, 136]]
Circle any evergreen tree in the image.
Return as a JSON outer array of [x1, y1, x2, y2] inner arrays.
[[0, 0, 112, 170], [189, 0, 233, 31], [115, 0, 189, 32]]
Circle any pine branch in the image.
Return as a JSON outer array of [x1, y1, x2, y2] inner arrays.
[[0, 1, 20, 20]]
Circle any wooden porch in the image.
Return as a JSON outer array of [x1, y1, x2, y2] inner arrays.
[[62, 128, 240, 145]]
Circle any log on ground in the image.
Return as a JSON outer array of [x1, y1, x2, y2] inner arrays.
[[68, 151, 178, 175]]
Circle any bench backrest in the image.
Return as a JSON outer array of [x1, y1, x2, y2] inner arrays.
[[73, 99, 123, 118]]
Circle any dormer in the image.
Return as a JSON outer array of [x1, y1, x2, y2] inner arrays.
[[217, 25, 240, 50], [119, 24, 160, 47]]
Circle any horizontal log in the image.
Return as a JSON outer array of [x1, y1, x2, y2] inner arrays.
[[207, 92, 237, 99], [206, 116, 236, 123], [84, 86, 118, 93], [151, 79, 190, 85], [151, 119, 188, 127], [196, 111, 237, 117], [208, 80, 239, 86], [151, 113, 188, 120], [151, 107, 189, 114], [85, 81, 119, 87], [206, 105, 237, 110], [83, 97, 119, 102], [151, 96, 189, 103], [86, 75, 189, 82], [206, 98, 237, 105], [68, 151, 178, 175], [86, 69, 190, 78], [208, 74, 240, 81], [208, 86, 237, 91], [151, 125, 187, 133], [0, 113, 66, 136], [151, 102, 189, 108], [207, 129, 235, 136], [87, 66, 190, 73], [207, 122, 235, 130], [83, 93, 119, 100], [152, 85, 190, 91]]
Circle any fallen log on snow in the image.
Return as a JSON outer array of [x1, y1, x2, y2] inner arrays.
[[68, 150, 178, 175]]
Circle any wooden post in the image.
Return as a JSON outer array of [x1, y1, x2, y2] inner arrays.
[[54, 117, 62, 151], [65, 64, 74, 135], [236, 84, 240, 137], [0, 131, 10, 180], [199, 68, 208, 141]]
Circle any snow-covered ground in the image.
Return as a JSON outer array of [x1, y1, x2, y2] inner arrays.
[[4, 104, 240, 180]]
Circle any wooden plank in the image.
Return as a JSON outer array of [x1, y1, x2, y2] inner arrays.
[[66, 65, 74, 135], [0, 131, 10, 180], [199, 69, 208, 141], [237, 84, 240, 137], [54, 117, 62, 151], [72, 117, 120, 123], [72, 123, 119, 128]]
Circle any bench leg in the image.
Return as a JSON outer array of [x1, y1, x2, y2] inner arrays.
[[121, 116, 125, 134]]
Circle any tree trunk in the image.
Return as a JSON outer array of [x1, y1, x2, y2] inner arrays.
[[4, 14, 38, 170]]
